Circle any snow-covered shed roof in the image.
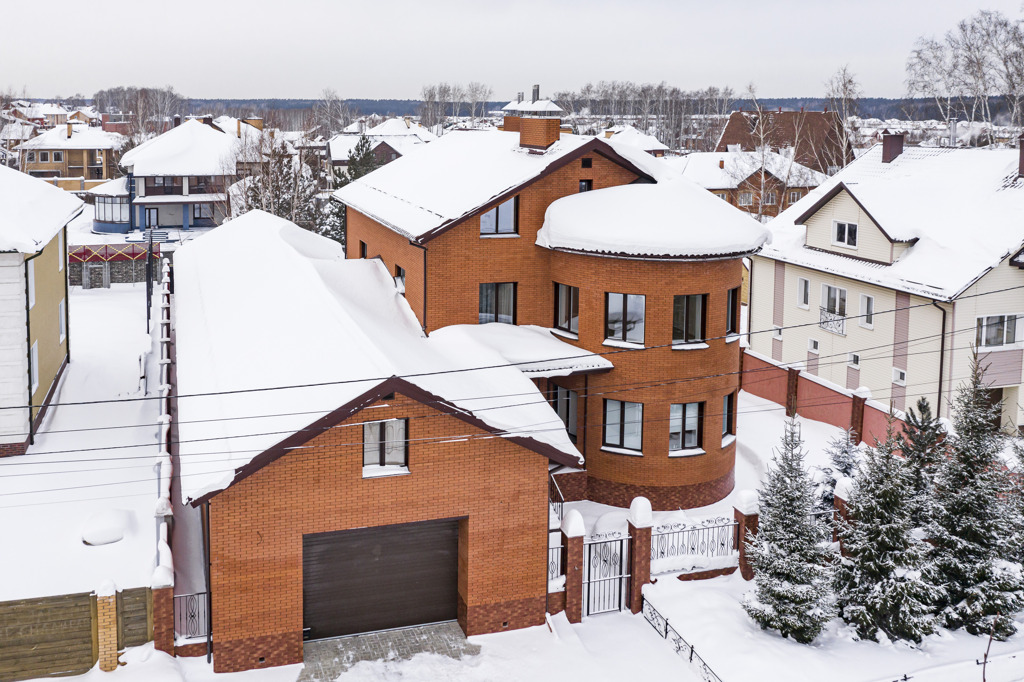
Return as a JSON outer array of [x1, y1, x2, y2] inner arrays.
[[667, 151, 827, 190], [87, 176, 129, 197], [119, 119, 239, 176], [430, 324, 613, 377], [605, 125, 669, 152], [173, 211, 583, 504], [364, 117, 437, 142], [537, 179, 768, 259], [17, 122, 126, 151], [762, 145, 1024, 300], [0, 165, 83, 252], [333, 130, 655, 241]]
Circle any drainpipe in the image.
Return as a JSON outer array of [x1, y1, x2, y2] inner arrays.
[[202, 500, 213, 663], [931, 301, 947, 417], [23, 249, 44, 445], [410, 241, 428, 332]]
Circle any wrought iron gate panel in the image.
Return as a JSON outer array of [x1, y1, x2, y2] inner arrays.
[[582, 536, 630, 616]]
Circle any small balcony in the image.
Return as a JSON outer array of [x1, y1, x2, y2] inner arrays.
[[819, 307, 846, 335]]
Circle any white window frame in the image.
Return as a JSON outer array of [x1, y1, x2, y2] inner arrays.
[[763, 191, 777, 206], [892, 367, 907, 386], [39, 151, 49, 163], [821, 284, 847, 316], [27, 259, 35, 309], [832, 220, 858, 249], [975, 314, 1022, 349], [362, 418, 409, 476], [58, 299, 66, 342], [30, 342, 39, 394], [796, 277, 809, 309], [859, 294, 874, 329], [808, 338, 819, 354], [772, 325, 783, 340], [788, 190, 802, 204], [848, 352, 860, 369], [737, 192, 753, 207], [52, 151, 63, 162]]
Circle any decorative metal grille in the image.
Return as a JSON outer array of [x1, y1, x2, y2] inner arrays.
[[819, 306, 846, 335], [548, 545, 563, 582], [642, 597, 725, 682], [650, 518, 737, 575], [173, 592, 209, 639], [582, 536, 630, 616]]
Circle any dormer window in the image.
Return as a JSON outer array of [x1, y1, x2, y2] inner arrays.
[[833, 221, 858, 248]]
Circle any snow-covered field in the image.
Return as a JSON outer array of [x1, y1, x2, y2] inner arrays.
[[0, 284, 160, 599]]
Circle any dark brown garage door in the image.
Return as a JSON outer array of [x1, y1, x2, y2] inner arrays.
[[302, 518, 459, 640]]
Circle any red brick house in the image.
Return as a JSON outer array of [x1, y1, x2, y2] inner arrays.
[[715, 109, 854, 175], [335, 103, 768, 510], [172, 211, 600, 672]]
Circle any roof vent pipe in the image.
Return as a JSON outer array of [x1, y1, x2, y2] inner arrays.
[[532, 84, 540, 102], [1018, 133, 1024, 178], [882, 132, 905, 163], [517, 92, 523, 103], [67, 122, 72, 139]]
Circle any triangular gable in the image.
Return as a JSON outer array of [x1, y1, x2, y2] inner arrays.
[[794, 182, 906, 244], [190, 375, 580, 506]]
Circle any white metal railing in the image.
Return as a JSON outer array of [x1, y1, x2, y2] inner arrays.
[[819, 306, 846, 335]]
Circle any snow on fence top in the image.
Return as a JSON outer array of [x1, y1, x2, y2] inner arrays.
[[764, 145, 1024, 300], [536, 179, 769, 259], [173, 211, 584, 504], [0, 164, 84, 252]]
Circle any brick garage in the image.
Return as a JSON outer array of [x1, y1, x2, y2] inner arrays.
[[202, 387, 553, 673]]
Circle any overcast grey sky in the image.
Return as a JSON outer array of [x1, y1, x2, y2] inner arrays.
[[3, 0, 1020, 101]]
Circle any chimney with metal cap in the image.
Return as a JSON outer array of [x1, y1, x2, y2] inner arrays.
[[881, 132, 905, 163]]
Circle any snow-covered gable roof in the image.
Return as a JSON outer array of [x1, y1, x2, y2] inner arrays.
[[334, 130, 653, 241], [537, 179, 768, 259], [364, 117, 437, 142], [87, 176, 129, 197], [668, 151, 827, 191], [17, 122, 126, 151], [763, 145, 1024, 300], [174, 211, 583, 504], [119, 119, 239, 176], [0, 120, 36, 142], [606, 125, 669, 152], [0, 165, 83, 252], [327, 133, 425, 163]]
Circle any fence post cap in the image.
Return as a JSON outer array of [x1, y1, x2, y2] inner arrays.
[[735, 489, 759, 515], [561, 509, 586, 538], [151, 565, 174, 589], [853, 385, 872, 399], [96, 579, 117, 597], [628, 496, 653, 528]]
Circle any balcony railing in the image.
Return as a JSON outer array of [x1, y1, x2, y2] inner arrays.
[[819, 307, 846, 335]]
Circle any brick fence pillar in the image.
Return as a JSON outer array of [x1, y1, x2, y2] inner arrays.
[[97, 581, 119, 672], [850, 394, 866, 444], [733, 491, 759, 581], [561, 509, 586, 624], [785, 367, 800, 417], [152, 587, 174, 655], [627, 496, 653, 614]]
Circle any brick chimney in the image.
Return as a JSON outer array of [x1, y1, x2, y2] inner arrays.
[[881, 132, 905, 163], [173, 114, 181, 128], [1018, 133, 1024, 177], [502, 92, 523, 133], [719, 158, 725, 169], [202, 115, 213, 126], [518, 85, 563, 151], [66, 122, 72, 139]]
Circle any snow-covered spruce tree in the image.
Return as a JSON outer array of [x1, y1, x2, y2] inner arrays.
[[744, 420, 835, 643], [827, 428, 859, 477], [927, 355, 1024, 639], [316, 199, 344, 245], [342, 134, 381, 185], [1007, 443, 1024, 564], [900, 397, 946, 527], [835, 416, 943, 643]]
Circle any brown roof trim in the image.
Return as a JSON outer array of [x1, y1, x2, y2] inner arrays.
[[792, 182, 906, 244], [414, 139, 656, 245], [803, 244, 894, 267], [544, 245, 762, 262], [189, 376, 580, 506]]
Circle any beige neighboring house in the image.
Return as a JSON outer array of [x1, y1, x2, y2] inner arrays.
[[0, 165, 82, 456], [749, 134, 1024, 433], [17, 122, 125, 181]]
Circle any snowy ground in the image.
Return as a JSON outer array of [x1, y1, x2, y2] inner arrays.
[[0, 284, 160, 599], [67, 212, 215, 251]]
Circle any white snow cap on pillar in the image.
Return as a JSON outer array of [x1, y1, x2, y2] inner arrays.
[[96, 579, 118, 597], [735, 489, 759, 515], [853, 386, 872, 399], [834, 476, 855, 502], [561, 509, 586, 538], [628, 496, 653, 528]]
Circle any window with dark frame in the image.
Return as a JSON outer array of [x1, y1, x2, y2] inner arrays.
[[552, 385, 578, 442], [480, 196, 517, 235], [605, 292, 645, 343], [395, 265, 406, 294], [722, 393, 735, 437], [669, 402, 703, 451], [581, 158, 593, 169], [603, 399, 643, 451], [672, 294, 707, 344], [554, 282, 579, 334], [362, 418, 408, 469], [579, 179, 593, 192], [192, 203, 213, 220], [479, 282, 516, 324], [726, 287, 739, 335], [359, 241, 367, 258]]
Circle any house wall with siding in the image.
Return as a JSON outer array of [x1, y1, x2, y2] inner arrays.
[[0, 252, 29, 448], [803, 191, 894, 264], [27, 230, 68, 424]]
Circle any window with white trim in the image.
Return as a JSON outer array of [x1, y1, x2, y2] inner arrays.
[[669, 402, 703, 451], [52, 151, 63, 162], [848, 352, 860, 369], [797, 278, 809, 309], [362, 418, 408, 473], [58, 299, 66, 342], [30, 342, 38, 394], [604, 399, 643, 451], [833, 221, 858, 248], [552, 385, 578, 442], [808, 338, 819, 353], [788, 190, 802, 204], [976, 314, 1021, 348], [27, 260, 35, 309], [738, 192, 753, 206], [859, 294, 874, 329], [772, 325, 783, 340], [39, 151, 49, 163], [763, 191, 777, 206], [821, 284, 847, 316], [892, 368, 906, 386]]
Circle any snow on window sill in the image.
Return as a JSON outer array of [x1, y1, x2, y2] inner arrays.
[[830, 241, 858, 251], [479, 233, 520, 239], [725, 334, 741, 344], [550, 327, 579, 341], [362, 465, 410, 479], [977, 344, 1023, 352], [669, 447, 706, 458], [600, 445, 644, 457], [858, 323, 874, 330], [602, 339, 645, 350], [721, 434, 736, 448], [797, 304, 809, 310], [671, 342, 709, 351]]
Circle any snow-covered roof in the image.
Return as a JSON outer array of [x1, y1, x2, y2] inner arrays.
[[502, 100, 522, 112], [667, 151, 827, 190], [517, 100, 564, 116], [0, 165, 83, 252], [605, 125, 669, 152], [327, 133, 425, 163], [430, 324, 613, 377], [364, 117, 437, 142], [17, 122, 126, 151], [87, 176, 129, 197], [174, 211, 583, 504], [0, 120, 36, 142], [762, 145, 1024, 300], [537, 179, 768, 259], [119, 119, 239, 176]]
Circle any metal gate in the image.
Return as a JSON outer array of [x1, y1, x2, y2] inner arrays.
[[582, 536, 630, 616]]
